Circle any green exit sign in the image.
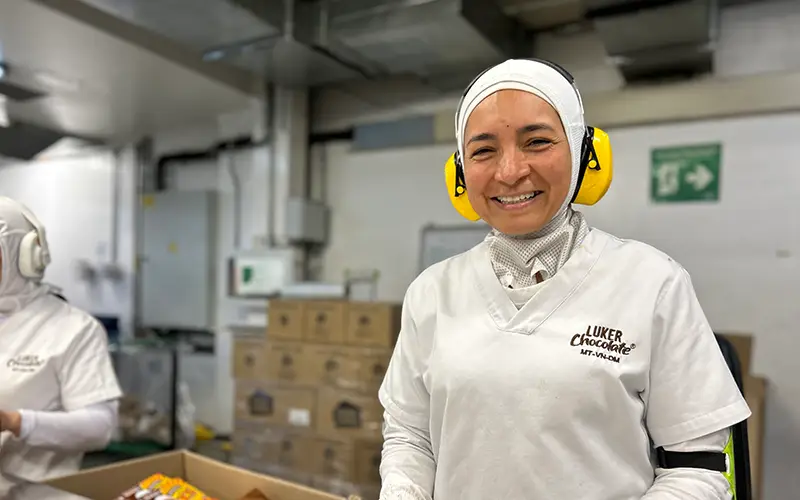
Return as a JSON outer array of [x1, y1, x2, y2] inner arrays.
[[651, 143, 721, 203]]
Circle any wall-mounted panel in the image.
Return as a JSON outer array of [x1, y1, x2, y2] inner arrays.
[[140, 190, 217, 330]]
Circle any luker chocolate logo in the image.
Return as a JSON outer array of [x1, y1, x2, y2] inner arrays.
[[7, 354, 45, 373], [570, 325, 636, 364]]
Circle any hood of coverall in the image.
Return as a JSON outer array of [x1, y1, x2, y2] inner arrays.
[[0, 197, 50, 315]]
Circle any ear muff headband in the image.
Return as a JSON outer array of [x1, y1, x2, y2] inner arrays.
[[446, 58, 614, 220], [15, 204, 51, 279]]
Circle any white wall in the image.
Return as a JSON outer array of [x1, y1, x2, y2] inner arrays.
[[0, 149, 136, 335], [320, 111, 800, 499]]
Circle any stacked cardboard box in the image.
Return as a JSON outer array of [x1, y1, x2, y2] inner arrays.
[[231, 299, 401, 500], [719, 333, 768, 500]]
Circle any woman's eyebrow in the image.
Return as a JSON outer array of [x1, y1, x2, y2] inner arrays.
[[467, 123, 556, 145], [518, 123, 555, 134], [467, 132, 496, 145]]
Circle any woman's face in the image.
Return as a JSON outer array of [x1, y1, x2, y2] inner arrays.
[[462, 89, 572, 235]]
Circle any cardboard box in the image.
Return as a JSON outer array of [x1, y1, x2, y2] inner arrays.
[[355, 351, 391, 392], [262, 432, 315, 474], [309, 437, 355, 481], [308, 438, 382, 486], [353, 440, 382, 486], [313, 478, 380, 500], [719, 333, 753, 376], [745, 376, 767, 500], [265, 341, 314, 386], [235, 381, 316, 431], [316, 388, 383, 441], [269, 300, 307, 341], [305, 344, 392, 394], [345, 302, 401, 348], [46, 450, 349, 500], [232, 424, 270, 463], [304, 301, 348, 344], [233, 338, 267, 380]]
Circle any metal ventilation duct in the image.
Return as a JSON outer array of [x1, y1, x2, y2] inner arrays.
[[0, 121, 65, 161], [323, 0, 529, 79], [0, 65, 63, 160], [223, 0, 527, 86], [586, 0, 718, 83], [63, 0, 526, 87]]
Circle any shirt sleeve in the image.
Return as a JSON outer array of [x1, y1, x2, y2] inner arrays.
[[645, 267, 751, 447], [18, 400, 118, 452], [378, 278, 436, 498], [56, 313, 123, 411]]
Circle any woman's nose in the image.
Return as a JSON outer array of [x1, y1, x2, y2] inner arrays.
[[495, 150, 530, 184]]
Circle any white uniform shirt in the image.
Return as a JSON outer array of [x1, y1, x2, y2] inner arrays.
[[0, 294, 122, 482], [379, 229, 751, 500]]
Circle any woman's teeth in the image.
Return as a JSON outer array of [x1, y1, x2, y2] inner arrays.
[[495, 192, 540, 204]]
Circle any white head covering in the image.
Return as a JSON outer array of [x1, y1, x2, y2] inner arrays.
[[455, 59, 591, 289], [0, 197, 51, 314]]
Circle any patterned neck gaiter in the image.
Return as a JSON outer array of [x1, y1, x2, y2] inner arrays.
[[486, 208, 589, 288]]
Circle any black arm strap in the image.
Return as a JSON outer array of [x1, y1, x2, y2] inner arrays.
[[656, 447, 727, 472]]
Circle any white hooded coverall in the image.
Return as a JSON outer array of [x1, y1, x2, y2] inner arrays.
[[0, 197, 122, 483]]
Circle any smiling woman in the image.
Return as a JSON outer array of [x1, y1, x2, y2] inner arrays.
[[377, 59, 751, 500], [462, 89, 572, 236]]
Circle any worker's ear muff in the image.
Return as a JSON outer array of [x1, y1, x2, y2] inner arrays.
[[571, 126, 613, 206], [444, 126, 613, 221], [16, 204, 51, 279], [444, 150, 481, 222]]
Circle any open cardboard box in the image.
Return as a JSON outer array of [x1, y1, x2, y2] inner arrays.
[[47, 451, 360, 500]]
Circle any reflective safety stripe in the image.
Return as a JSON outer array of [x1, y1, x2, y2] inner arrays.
[[723, 432, 737, 499]]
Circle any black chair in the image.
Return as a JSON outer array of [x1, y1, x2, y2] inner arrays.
[[714, 333, 753, 500]]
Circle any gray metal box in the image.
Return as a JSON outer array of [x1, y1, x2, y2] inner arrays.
[[140, 191, 217, 330], [286, 197, 329, 245]]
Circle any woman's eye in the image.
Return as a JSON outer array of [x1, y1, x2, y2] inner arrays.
[[470, 148, 492, 158]]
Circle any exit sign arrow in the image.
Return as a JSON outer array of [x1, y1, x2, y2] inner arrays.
[[685, 164, 714, 191]]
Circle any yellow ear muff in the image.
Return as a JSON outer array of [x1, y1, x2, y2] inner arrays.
[[444, 152, 481, 221], [573, 126, 613, 206], [445, 127, 612, 218]]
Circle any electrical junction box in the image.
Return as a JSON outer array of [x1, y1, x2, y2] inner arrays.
[[286, 197, 329, 245], [229, 249, 299, 298]]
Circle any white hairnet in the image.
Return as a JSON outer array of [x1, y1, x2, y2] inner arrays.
[[0, 197, 50, 314]]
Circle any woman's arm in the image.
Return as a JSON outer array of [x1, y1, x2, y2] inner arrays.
[[642, 429, 732, 499], [378, 278, 437, 500], [380, 413, 435, 500], [6, 400, 118, 452], [643, 267, 750, 499]]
